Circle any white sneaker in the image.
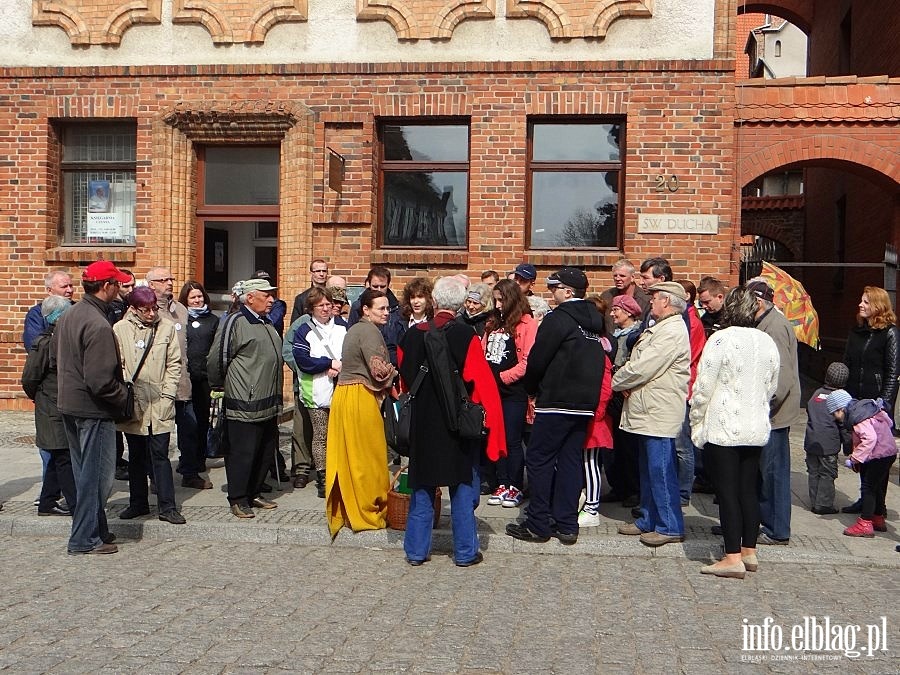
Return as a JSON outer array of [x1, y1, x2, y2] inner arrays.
[[578, 510, 601, 527], [487, 485, 508, 506], [578, 490, 586, 512]]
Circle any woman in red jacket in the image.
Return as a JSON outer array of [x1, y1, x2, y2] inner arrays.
[[482, 279, 538, 508]]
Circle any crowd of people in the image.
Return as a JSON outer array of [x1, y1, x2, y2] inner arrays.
[[18, 256, 898, 569]]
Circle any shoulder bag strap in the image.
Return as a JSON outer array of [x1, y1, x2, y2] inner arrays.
[[129, 327, 156, 382], [408, 364, 428, 397]]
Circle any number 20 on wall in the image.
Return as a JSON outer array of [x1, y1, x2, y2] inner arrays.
[[654, 175, 679, 192]]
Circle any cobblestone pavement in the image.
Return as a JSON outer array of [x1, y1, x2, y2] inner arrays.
[[0, 535, 897, 674]]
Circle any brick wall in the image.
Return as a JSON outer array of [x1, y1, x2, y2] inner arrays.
[[0, 60, 737, 405]]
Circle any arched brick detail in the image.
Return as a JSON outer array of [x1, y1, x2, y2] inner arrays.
[[505, 0, 653, 39], [172, 0, 307, 45], [356, 0, 495, 41], [32, 0, 162, 46], [740, 213, 803, 260], [738, 135, 900, 189], [153, 99, 316, 298], [737, 0, 813, 34]]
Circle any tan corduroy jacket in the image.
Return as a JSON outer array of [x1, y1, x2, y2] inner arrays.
[[113, 312, 181, 436]]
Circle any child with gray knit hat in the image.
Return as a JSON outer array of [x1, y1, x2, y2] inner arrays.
[[803, 363, 851, 514]]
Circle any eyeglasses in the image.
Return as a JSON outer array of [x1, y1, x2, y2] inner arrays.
[[135, 305, 158, 314], [149, 277, 175, 283]]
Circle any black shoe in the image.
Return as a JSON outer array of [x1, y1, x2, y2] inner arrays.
[[118, 505, 150, 520], [114, 466, 129, 481], [551, 529, 578, 546], [406, 557, 428, 566], [505, 522, 550, 543], [812, 506, 839, 515], [841, 499, 862, 514], [230, 503, 255, 519], [102, 533, 117, 545], [631, 507, 642, 519], [251, 496, 278, 510], [158, 510, 186, 525], [260, 483, 273, 493], [68, 543, 118, 555], [455, 551, 484, 567], [38, 504, 71, 516], [711, 524, 723, 536], [316, 470, 326, 499], [757, 532, 789, 546]]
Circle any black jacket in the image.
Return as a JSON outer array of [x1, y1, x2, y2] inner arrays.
[[21, 326, 69, 450], [843, 322, 900, 413], [51, 293, 128, 419], [522, 300, 605, 414], [457, 310, 491, 338], [185, 310, 219, 381]]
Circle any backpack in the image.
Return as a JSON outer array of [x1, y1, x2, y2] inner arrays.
[[423, 322, 486, 440]]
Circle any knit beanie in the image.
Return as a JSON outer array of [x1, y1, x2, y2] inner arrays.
[[825, 389, 852, 415], [824, 362, 849, 389]]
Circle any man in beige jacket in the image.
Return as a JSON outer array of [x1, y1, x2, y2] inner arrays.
[[612, 281, 691, 547]]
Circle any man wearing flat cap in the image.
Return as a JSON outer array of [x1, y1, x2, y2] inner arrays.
[[207, 277, 284, 518], [612, 281, 690, 547], [747, 277, 800, 545], [506, 266, 605, 545]]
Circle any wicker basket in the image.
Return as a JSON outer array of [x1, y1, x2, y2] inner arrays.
[[386, 468, 442, 530]]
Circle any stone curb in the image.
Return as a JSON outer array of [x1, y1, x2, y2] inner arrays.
[[2, 501, 897, 568]]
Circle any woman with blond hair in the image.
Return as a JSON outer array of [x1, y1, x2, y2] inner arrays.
[[842, 286, 900, 512]]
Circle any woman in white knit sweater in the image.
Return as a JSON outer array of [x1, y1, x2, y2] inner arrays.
[[690, 287, 780, 579]]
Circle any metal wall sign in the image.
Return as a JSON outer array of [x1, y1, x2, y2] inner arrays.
[[637, 213, 718, 234], [327, 148, 345, 194]]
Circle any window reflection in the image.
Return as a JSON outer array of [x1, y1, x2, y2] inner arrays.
[[383, 125, 468, 162], [531, 172, 618, 248], [383, 172, 467, 246], [533, 124, 621, 162]]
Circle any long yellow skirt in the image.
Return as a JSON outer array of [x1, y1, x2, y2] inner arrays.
[[325, 383, 389, 538]]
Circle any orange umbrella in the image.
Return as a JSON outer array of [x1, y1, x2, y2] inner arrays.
[[760, 261, 820, 349]]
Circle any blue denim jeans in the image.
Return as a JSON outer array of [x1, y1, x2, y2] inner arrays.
[[404, 465, 480, 565], [634, 435, 684, 536], [63, 415, 116, 553], [674, 405, 695, 501], [759, 427, 792, 541], [175, 400, 203, 477]]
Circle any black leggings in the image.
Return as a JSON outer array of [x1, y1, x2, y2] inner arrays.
[[704, 444, 762, 554], [860, 455, 895, 520]]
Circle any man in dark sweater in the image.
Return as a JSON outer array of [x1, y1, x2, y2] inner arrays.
[[506, 267, 605, 546], [52, 260, 131, 555]]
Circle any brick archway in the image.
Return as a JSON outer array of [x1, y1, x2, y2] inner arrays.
[[737, 135, 900, 190], [737, 1, 813, 34]]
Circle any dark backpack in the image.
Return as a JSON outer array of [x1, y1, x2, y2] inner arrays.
[[423, 322, 486, 440]]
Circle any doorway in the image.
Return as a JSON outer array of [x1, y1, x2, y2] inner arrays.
[[196, 146, 280, 309]]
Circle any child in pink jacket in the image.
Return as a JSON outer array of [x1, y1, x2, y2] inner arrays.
[[825, 389, 897, 537]]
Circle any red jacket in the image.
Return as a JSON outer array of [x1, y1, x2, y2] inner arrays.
[[686, 306, 707, 398], [584, 354, 613, 449]]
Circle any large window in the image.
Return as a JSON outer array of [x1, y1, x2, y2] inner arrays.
[[527, 120, 623, 249], [379, 122, 469, 247], [61, 123, 137, 245]]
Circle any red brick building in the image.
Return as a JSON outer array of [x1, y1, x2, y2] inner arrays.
[[0, 0, 896, 406]]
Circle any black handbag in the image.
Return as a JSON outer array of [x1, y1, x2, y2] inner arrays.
[[122, 327, 155, 421], [395, 365, 427, 454]]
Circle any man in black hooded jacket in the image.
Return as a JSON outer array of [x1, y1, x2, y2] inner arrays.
[[506, 266, 605, 546]]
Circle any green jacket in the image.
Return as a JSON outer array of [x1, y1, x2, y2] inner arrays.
[[207, 306, 283, 422]]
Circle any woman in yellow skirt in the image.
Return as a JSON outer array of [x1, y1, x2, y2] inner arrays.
[[326, 288, 397, 538]]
